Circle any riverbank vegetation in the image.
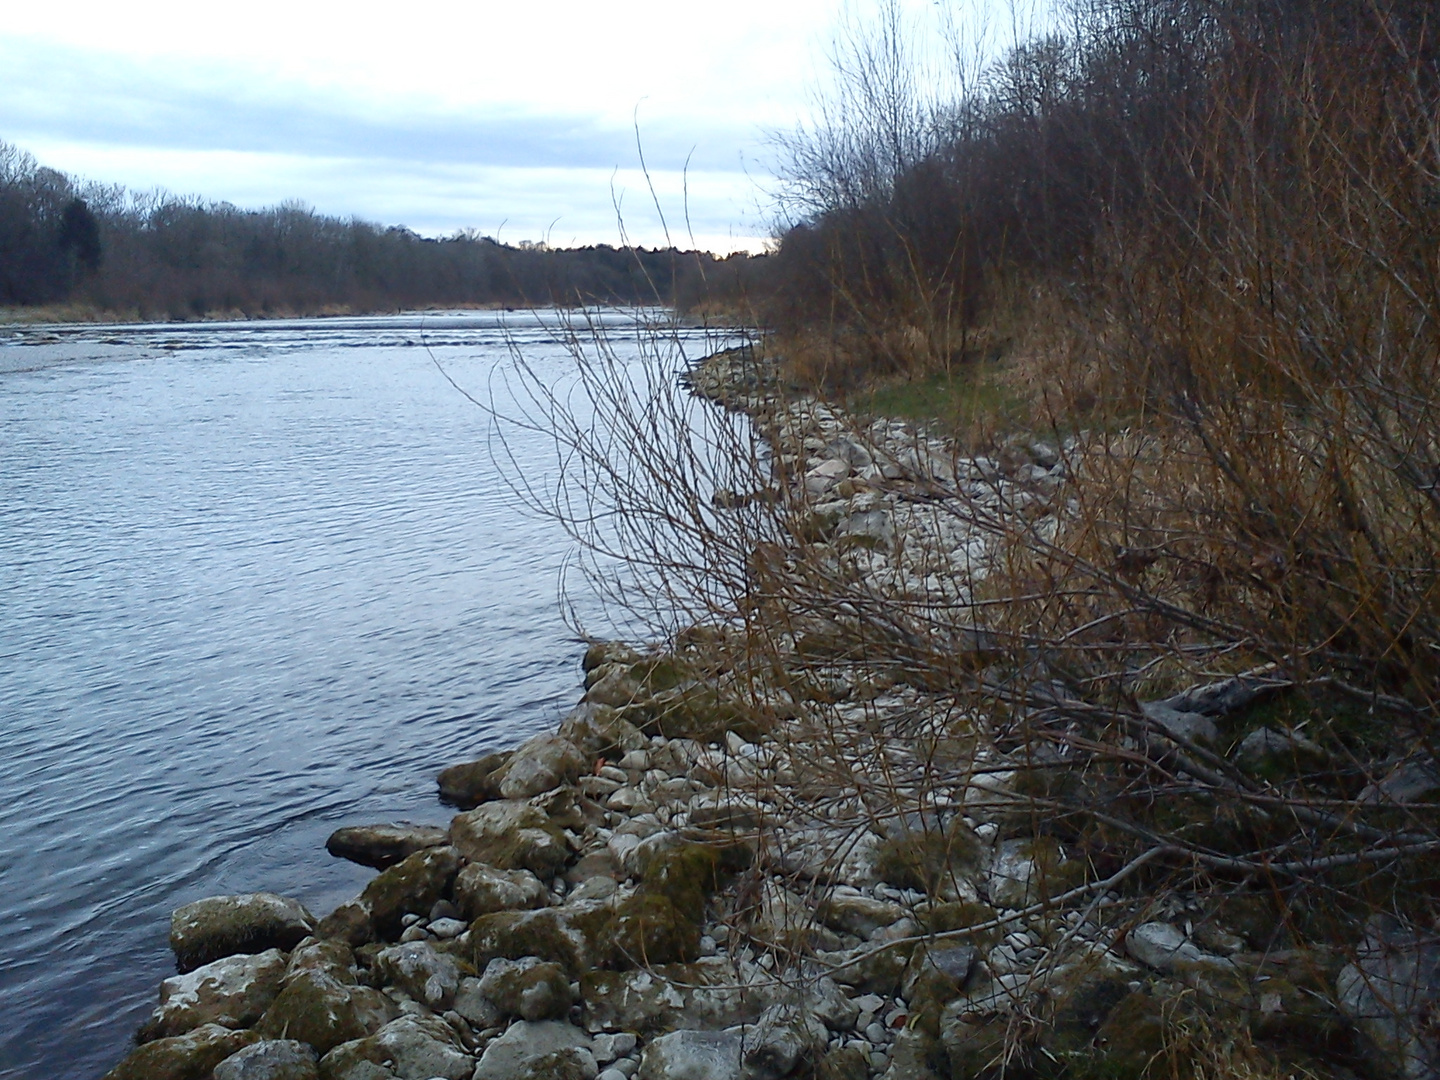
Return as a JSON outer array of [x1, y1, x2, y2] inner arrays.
[[515, 0, 1440, 1075], [0, 140, 755, 320]]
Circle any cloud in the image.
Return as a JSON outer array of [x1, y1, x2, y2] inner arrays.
[[0, 38, 773, 250], [0, 39, 752, 174]]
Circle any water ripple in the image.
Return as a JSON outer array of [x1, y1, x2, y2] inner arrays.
[[0, 312, 733, 1079]]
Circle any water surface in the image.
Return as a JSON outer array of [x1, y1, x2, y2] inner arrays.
[[0, 311, 732, 1078]]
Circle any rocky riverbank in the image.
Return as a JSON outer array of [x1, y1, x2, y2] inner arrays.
[[104, 345, 1437, 1080]]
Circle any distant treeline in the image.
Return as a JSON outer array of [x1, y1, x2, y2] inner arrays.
[[0, 141, 761, 319]]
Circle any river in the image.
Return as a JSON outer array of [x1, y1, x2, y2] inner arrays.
[[0, 310, 738, 1078]]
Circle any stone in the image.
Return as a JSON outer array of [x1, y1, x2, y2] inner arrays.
[[580, 959, 774, 1034], [139, 948, 288, 1041], [255, 969, 397, 1054], [324, 824, 449, 869], [213, 1040, 319, 1080], [816, 1044, 872, 1080], [102, 1023, 262, 1080], [372, 941, 461, 1010], [748, 880, 842, 954], [497, 734, 589, 799], [437, 752, 511, 809], [1358, 759, 1440, 805], [876, 818, 983, 898], [743, 1003, 829, 1080], [455, 863, 550, 920], [1337, 915, 1440, 1079], [560, 703, 648, 758], [583, 641, 643, 673], [817, 889, 905, 938], [591, 1033, 638, 1064], [450, 801, 571, 880], [637, 1028, 743, 1080], [479, 956, 576, 1021], [472, 1019, 596, 1080], [1140, 701, 1219, 745], [171, 893, 316, 973], [469, 905, 600, 976], [821, 941, 915, 997], [586, 665, 648, 709], [802, 976, 862, 1031], [453, 976, 504, 1029], [1125, 922, 1230, 973], [429, 917, 466, 939], [319, 1015, 473, 1080], [986, 837, 1078, 909], [772, 826, 883, 888], [317, 846, 462, 945], [902, 945, 977, 1010]]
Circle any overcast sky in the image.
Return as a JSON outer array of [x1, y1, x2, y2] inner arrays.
[[0, 0, 887, 252]]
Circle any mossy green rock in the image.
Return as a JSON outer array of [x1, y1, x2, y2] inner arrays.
[[877, 819, 984, 896], [469, 907, 593, 976], [317, 846, 462, 945], [449, 801, 570, 881], [454, 863, 549, 920], [139, 948, 289, 1042], [477, 956, 574, 1021], [316, 1016, 471, 1080], [437, 752, 511, 809], [827, 941, 916, 996], [557, 703, 647, 757], [103, 1023, 261, 1080], [817, 1044, 872, 1080], [582, 640, 641, 674], [605, 892, 702, 968], [919, 901, 999, 947], [255, 970, 397, 1055], [171, 893, 316, 973]]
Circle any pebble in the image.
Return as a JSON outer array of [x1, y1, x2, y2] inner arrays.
[[598, 1070, 629, 1080], [610, 1058, 639, 1078], [400, 913, 423, 928], [429, 918, 467, 939], [865, 1022, 889, 1044], [399, 924, 429, 943]]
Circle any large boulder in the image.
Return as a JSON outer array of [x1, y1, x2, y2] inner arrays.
[[372, 941, 461, 1011], [469, 906, 600, 976], [743, 1003, 829, 1080], [637, 1028, 743, 1080], [255, 970, 396, 1055], [213, 1040, 319, 1080], [449, 801, 570, 880], [171, 894, 316, 973], [437, 751, 511, 809], [316, 845, 462, 944], [324, 824, 448, 869], [139, 948, 288, 1041], [580, 959, 774, 1034], [317, 1016, 472, 1080], [472, 1019, 596, 1080], [557, 702, 647, 757], [496, 734, 588, 799], [454, 863, 550, 920], [103, 1023, 261, 1080], [478, 956, 575, 1021]]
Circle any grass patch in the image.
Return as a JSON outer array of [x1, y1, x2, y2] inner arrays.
[[850, 358, 1026, 436]]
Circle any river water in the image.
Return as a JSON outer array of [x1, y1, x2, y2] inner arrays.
[[0, 311, 736, 1079]]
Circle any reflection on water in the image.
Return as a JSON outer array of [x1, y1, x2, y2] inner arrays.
[[0, 310, 730, 1078]]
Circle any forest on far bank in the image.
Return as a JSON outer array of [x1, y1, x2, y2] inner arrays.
[[0, 141, 762, 320]]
